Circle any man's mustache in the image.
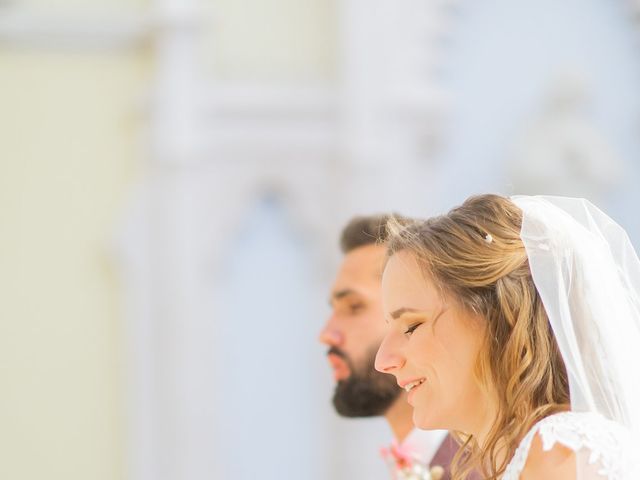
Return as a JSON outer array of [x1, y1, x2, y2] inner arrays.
[[327, 346, 348, 361]]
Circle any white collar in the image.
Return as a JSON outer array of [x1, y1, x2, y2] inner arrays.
[[398, 428, 448, 464]]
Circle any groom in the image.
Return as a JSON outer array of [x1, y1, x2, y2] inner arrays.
[[319, 214, 463, 480]]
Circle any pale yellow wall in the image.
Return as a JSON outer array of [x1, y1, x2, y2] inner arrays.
[[0, 2, 337, 479], [17, 0, 151, 9], [0, 48, 149, 480], [205, 0, 338, 81]]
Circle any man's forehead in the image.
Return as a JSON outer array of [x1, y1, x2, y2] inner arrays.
[[330, 244, 386, 297], [339, 244, 387, 278]]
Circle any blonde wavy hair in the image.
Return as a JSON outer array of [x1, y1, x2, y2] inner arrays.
[[386, 194, 569, 480]]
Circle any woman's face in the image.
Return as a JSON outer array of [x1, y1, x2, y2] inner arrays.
[[375, 250, 488, 433]]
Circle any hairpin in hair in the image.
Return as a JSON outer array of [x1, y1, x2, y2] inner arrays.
[[484, 233, 493, 244]]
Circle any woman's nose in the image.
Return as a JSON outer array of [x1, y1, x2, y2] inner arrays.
[[374, 334, 405, 373]]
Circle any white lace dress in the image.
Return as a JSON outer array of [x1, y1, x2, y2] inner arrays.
[[502, 411, 637, 480]]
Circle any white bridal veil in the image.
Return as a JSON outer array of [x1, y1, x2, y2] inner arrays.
[[512, 196, 640, 477]]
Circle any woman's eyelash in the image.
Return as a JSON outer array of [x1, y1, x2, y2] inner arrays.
[[404, 323, 422, 335]]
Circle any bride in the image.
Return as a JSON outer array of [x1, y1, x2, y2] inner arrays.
[[374, 194, 640, 479]]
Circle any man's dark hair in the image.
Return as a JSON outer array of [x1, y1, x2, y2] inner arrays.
[[340, 213, 413, 254]]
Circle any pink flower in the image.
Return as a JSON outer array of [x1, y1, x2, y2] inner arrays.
[[380, 440, 414, 470]]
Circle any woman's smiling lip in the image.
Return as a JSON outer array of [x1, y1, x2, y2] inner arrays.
[[398, 377, 426, 391], [398, 378, 427, 405]]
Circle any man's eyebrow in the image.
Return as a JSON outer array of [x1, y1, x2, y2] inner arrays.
[[328, 289, 357, 305]]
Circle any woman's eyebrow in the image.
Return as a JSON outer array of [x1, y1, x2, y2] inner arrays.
[[388, 308, 444, 324], [389, 307, 421, 320]]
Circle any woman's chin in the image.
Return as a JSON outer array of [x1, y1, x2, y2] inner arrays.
[[413, 408, 442, 431]]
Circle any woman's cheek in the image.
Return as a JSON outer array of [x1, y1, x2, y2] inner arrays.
[[407, 332, 434, 370]]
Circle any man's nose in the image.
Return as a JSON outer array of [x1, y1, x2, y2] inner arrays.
[[318, 317, 343, 346], [374, 334, 404, 373]]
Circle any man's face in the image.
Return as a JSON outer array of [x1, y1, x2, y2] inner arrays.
[[319, 244, 401, 417]]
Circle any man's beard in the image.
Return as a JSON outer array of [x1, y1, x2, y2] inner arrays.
[[330, 346, 401, 417]]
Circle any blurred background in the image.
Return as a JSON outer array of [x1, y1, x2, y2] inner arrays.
[[1, 0, 640, 479]]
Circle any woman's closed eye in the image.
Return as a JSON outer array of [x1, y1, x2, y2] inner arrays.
[[404, 323, 422, 336]]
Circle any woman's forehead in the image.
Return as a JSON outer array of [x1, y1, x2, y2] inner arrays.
[[382, 251, 441, 309], [383, 251, 433, 286]]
